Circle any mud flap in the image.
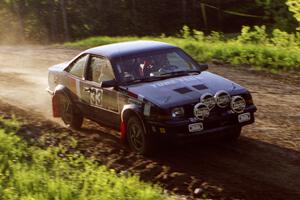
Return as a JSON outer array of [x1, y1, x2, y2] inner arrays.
[[120, 120, 126, 140], [52, 95, 61, 117]]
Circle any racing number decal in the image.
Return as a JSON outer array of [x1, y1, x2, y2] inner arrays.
[[90, 88, 103, 107]]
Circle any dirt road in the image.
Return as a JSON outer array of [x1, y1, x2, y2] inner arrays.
[[0, 45, 300, 199]]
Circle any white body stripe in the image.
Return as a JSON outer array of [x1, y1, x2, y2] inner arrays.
[[76, 80, 81, 99]]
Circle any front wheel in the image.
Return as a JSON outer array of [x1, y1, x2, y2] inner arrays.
[[223, 126, 242, 141], [58, 93, 83, 130], [126, 116, 155, 155]]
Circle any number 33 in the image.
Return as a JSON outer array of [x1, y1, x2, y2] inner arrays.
[[90, 88, 103, 107]]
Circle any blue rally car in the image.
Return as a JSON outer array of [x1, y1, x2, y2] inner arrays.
[[47, 41, 257, 155]]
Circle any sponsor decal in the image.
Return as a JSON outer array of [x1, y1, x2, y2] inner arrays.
[[143, 102, 151, 116], [188, 122, 204, 132], [150, 76, 195, 88], [90, 88, 103, 107], [68, 78, 77, 94], [76, 79, 81, 99], [238, 112, 251, 123], [128, 98, 142, 106]]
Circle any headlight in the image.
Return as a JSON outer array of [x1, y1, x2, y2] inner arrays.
[[243, 93, 254, 105], [246, 98, 254, 105], [171, 107, 185, 118]]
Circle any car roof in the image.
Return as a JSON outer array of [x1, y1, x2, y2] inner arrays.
[[84, 40, 178, 59]]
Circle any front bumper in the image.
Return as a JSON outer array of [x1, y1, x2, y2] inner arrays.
[[146, 105, 256, 138]]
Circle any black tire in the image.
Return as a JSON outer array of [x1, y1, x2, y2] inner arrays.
[[58, 93, 83, 130], [126, 116, 155, 155], [224, 126, 242, 141]]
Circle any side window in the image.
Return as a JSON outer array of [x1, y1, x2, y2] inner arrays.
[[87, 56, 115, 83], [68, 54, 89, 78]]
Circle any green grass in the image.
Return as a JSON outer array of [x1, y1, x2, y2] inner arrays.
[[0, 117, 169, 200], [65, 28, 300, 74]]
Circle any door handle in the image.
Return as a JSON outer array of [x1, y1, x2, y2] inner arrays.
[[84, 87, 91, 92]]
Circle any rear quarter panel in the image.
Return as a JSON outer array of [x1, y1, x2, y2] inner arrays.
[[48, 62, 68, 92]]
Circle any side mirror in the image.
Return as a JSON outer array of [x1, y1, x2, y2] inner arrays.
[[199, 63, 208, 71], [101, 80, 118, 88]]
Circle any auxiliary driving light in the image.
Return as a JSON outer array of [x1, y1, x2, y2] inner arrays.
[[231, 96, 246, 113], [193, 103, 210, 120], [201, 93, 216, 110], [215, 90, 231, 108]]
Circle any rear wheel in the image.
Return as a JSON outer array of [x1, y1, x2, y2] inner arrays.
[[126, 116, 155, 155], [58, 93, 83, 130], [224, 126, 242, 141]]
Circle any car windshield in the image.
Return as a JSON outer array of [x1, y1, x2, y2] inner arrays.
[[114, 49, 201, 84]]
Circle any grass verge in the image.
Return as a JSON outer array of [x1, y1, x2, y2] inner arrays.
[[0, 117, 168, 200], [65, 34, 300, 74]]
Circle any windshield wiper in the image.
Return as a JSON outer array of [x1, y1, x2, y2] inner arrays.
[[123, 70, 201, 85], [124, 76, 165, 85], [160, 70, 201, 77]]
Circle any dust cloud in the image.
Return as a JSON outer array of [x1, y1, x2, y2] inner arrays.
[[0, 46, 78, 120]]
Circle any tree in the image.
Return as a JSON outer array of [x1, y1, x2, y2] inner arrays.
[[3, 0, 27, 42], [256, 0, 298, 32], [1, 0, 300, 43], [286, 0, 300, 30], [60, 0, 70, 41]]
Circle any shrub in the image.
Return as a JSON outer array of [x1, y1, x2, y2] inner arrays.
[[192, 29, 204, 41], [206, 31, 223, 43], [180, 25, 191, 39], [287, 0, 300, 30], [271, 29, 297, 47], [0, 118, 168, 200], [237, 25, 269, 44], [66, 25, 300, 73]]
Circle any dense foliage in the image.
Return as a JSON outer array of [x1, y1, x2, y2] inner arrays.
[[0, 0, 298, 43], [287, 0, 300, 30], [0, 117, 168, 200], [66, 26, 300, 73], [256, 0, 298, 32]]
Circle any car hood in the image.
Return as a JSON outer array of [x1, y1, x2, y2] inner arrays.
[[126, 71, 247, 109]]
